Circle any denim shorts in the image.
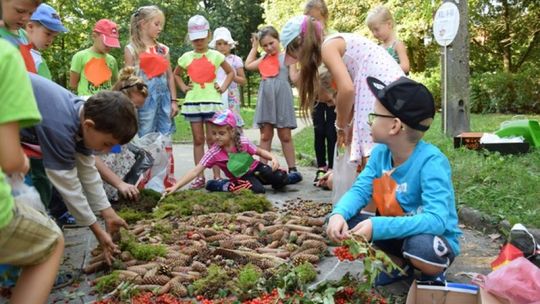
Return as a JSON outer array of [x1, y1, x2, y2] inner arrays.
[[347, 213, 455, 268]]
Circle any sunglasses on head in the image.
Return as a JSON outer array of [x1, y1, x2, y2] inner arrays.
[[120, 82, 147, 91]]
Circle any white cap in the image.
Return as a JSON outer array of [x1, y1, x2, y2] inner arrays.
[[209, 27, 237, 49], [188, 15, 209, 41]]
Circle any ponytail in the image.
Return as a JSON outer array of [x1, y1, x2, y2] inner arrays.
[[233, 127, 243, 153]]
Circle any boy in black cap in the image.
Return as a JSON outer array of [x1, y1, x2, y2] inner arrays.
[[326, 76, 462, 286]]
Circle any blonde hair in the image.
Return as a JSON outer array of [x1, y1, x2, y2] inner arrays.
[[304, 0, 329, 21], [286, 17, 323, 118], [366, 5, 394, 29], [112, 66, 148, 98], [129, 5, 164, 56]]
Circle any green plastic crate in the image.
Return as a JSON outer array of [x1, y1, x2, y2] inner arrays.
[[495, 119, 540, 148]]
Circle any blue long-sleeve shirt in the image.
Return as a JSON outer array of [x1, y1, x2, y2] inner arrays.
[[333, 141, 462, 255]]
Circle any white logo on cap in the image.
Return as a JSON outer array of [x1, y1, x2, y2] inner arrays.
[[373, 82, 385, 90]]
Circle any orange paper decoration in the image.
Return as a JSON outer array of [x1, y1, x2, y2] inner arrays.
[[84, 57, 112, 87], [19, 43, 37, 74], [187, 55, 216, 89], [372, 172, 404, 216], [140, 52, 169, 79], [258, 54, 279, 79]]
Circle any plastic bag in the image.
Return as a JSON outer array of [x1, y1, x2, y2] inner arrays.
[[7, 174, 46, 213], [473, 257, 540, 304], [123, 144, 154, 185], [132, 133, 176, 193], [331, 145, 358, 204]]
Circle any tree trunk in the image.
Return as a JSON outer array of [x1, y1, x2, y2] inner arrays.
[[441, 0, 470, 136], [501, 0, 513, 72]]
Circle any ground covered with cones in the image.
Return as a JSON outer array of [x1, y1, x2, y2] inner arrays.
[[83, 190, 400, 303]]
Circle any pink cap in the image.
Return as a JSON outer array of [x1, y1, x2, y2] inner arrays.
[[210, 109, 237, 128], [93, 19, 120, 48]]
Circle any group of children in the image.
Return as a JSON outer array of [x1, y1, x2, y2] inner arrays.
[[0, 0, 463, 302]]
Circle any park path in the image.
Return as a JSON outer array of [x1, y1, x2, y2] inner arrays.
[[35, 122, 501, 303]]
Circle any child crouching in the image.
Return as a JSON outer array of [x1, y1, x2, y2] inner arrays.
[[165, 109, 288, 194]]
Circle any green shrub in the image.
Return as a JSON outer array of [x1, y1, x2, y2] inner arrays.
[[471, 70, 540, 114]]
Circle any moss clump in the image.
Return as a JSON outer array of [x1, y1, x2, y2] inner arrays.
[[234, 264, 262, 300], [95, 271, 120, 294], [114, 189, 161, 213], [119, 229, 167, 261], [294, 262, 317, 284], [192, 264, 231, 297], [154, 190, 273, 219], [117, 208, 147, 224]]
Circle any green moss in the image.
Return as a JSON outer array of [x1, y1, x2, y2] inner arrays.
[[117, 208, 147, 224], [236, 264, 262, 291], [294, 262, 317, 284], [153, 190, 273, 219], [192, 264, 231, 297], [95, 272, 120, 294], [114, 189, 161, 213], [119, 229, 167, 261]]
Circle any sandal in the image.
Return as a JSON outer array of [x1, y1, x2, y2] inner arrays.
[[189, 177, 206, 190], [52, 270, 75, 290]]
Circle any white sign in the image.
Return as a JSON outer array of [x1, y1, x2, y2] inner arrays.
[[433, 2, 460, 46]]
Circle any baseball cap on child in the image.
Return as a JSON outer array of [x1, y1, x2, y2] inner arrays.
[[30, 4, 68, 33], [210, 109, 237, 128], [281, 15, 322, 66], [209, 27, 237, 49], [367, 76, 435, 131], [93, 19, 120, 48], [188, 15, 210, 41]]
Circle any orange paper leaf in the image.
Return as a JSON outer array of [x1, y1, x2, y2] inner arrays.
[[140, 52, 169, 79], [19, 43, 37, 73], [187, 55, 216, 89], [372, 173, 404, 216], [259, 54, 279, 79], [84, 57, 112, 87]]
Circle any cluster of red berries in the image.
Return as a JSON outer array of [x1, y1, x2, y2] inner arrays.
[[195, 295, 235, 304], [333, 246, 356, 261], [242, 289, 281, 304]]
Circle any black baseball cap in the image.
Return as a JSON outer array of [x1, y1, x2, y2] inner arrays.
[[367, 76, 435, 131]]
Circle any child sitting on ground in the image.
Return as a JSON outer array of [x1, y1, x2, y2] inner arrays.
[[165, 109, 288, 194], [326, 76, 462, 286], [70, 19, 120, 98]]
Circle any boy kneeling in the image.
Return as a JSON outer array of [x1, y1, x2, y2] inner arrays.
[[326, 76, 461, 286]]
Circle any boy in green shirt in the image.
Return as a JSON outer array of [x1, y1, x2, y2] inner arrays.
[[70, 19, 119, 98], [0, 38, 64, 304]]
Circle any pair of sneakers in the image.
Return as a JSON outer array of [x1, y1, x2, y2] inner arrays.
[[375, 265, 446, 286]]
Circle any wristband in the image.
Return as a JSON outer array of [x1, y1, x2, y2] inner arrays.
[[334, 122, 346, 131]]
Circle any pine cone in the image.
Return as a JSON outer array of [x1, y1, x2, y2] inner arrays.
[[292, 253, 319, 266], [170, 280, 188, 297], [206, 233, 229, 242], [237, 239, 263, 249], [198, 228, 218, 237], [127, 266, 148, 276], [166, 255, 191, 267], [120, 251, 133, 261], [191, 261, 207, 273], [296, 248, 322, 256], [158, 264, 172, 276], [218, 239, 235, 249], [141, 275, 170, 286], [251, 258, 275, 269], [182, 247, 200, 257], [143, 267, 159, 278], [299, 240, 327, 252], [271, 229, 285, 242]]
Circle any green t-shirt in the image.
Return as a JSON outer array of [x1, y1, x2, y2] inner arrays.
[[0, 27, 29, 47], [0, 40, 42, 229], [70, 48, 118, 97], [31, 49, 52, 80], [177, 49, 225, 102]]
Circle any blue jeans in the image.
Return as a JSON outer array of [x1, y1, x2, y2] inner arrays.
[[138, 73, 172, 137]]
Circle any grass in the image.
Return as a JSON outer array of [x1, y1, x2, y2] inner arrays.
[[293, 113, 540, 228], [172, 107, 256, 142]]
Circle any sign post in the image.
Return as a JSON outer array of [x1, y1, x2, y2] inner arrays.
[[433, 0, 470, 136]]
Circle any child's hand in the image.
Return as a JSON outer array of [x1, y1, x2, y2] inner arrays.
[[250, 33, 259, 50], [102, 208, 128, 236], [181, 83, 193, 93], [117, 182, 139, 201], [214, 82, 226, 94], [170, 102, 179, 118], [326, 214, 349, 243], [164, 185, 179, 195], [349, 219, 373, 241], [94, 228, 119, 265], [270, 156, 280, 171]]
